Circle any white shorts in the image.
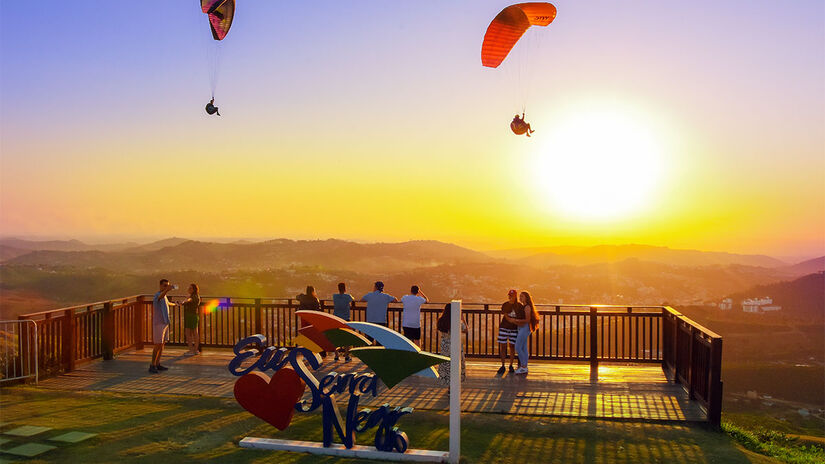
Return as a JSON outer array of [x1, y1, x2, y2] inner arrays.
[[153, 323, 169, 344]]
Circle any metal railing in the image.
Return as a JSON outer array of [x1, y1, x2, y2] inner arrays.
[[0, 319, 38, 384]]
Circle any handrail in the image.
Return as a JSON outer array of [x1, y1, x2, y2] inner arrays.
[[19, 296, 666, 320], [18, 295, 145, 319], [663, 306, 721, 339]]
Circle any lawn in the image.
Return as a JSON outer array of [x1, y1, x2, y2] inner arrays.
[[0, 387, 779, 463]]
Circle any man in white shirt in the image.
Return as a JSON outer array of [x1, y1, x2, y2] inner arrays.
[[400, 285, 428, 347]]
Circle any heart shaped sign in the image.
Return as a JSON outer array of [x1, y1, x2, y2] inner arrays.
[[234, 368, 306, 430]]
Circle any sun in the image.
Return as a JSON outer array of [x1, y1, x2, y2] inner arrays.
[[533, 104, 668, 220]]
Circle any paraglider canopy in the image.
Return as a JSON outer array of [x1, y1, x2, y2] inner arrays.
[[201, 0, 235, 41], [481, 3, 556, 68]]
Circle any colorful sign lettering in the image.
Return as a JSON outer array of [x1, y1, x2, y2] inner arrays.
[[229, 311, 449, 453]]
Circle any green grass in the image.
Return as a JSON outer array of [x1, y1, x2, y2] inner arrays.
[[722, 421, 825, 464], [0, 387, 778, 463]]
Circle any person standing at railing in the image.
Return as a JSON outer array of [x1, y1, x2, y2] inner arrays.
[[182, 283, 201, 356], [505, 291, 540, 375], [150, 279, 175, 374], [400, 285, 428, 347], [296, 286, 321, 328], [360, 281, 397, 343], [332, 282, 355, 362], [497, 289, 522, 374], [437, 303, 467, 388]]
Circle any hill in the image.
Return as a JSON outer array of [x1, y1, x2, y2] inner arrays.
[[0, 238, 138, 253], [726, 272, 825, 319], [121, 237, 190, 253], [784, 256, 825, 275], [5, 238, 494, 274], [0, 245, 30, 262], [517, 244, 786, 268]]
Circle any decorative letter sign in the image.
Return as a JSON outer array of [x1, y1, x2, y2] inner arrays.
[[230, 311, 449, 454]]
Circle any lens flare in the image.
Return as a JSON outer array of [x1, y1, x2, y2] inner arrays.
[[203, 299, 221, 314]]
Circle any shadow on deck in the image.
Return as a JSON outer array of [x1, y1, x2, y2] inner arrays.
[[36, 348, 706, 422]]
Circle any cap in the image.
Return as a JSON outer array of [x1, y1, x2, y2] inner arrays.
[[508, 289, 517, 295]]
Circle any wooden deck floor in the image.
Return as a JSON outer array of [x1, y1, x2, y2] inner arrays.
[[36, 348, 706, 422]]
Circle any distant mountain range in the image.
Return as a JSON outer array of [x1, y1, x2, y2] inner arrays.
[[2, 237, 822, 274], [2, 238, 493, 274], [0, 237, 140, 252]]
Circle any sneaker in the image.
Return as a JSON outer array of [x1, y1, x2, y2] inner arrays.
[[334, 355, 340, 361], [156, 364, 169, 371], [509, 365, 515, 373], [514, 367, 527, 375], [148, 365, 158, 374], [496, 365, 505, 374], [345, 355, 352, 363]]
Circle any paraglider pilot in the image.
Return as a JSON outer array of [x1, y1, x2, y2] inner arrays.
[[511, 113, 534, 137], [205, 99, 220, 116]]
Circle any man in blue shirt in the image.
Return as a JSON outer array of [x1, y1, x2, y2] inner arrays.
[[150, 279, 175, 373], [360, 281, 397, 328], [332, 282, 355, 361]]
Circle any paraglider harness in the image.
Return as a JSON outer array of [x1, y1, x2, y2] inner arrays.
[[510, 112, 533, 137], [205, 98, 220, 116]]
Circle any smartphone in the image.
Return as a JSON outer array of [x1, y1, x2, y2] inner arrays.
[[172, 284, 179, 290]]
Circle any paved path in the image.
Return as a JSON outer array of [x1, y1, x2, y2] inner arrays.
[[37, 348, 706, 422]]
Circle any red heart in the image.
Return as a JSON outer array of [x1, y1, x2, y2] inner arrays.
[[234, 369, 306, 430]]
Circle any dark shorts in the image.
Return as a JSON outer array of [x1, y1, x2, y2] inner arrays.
[[497, 327, 518, 345], [402, 326, 421, 341]]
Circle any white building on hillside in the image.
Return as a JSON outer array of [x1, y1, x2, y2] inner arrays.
[[742, 297, 781, 313], [719, 298, 733, 310]]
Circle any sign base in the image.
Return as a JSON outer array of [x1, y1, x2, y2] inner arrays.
[[239, 437, 449, 462]]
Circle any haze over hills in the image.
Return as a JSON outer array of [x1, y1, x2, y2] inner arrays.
[[1, 237, 815, 309], [3, 239, 494, 274], [0, 238, 139, 253], [3, 237, 816, 270], [492, 244, 788, 268], [784, 256, 825, 276]]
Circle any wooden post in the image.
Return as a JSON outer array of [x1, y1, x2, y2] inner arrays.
[[254, 298, 263, 336], [449, 300, 461, 464], [707, 337, 724, 427], [102, 301, 115, 360], [134, 296, 145, 350], [62, 309, 76, 372], [589, 307, 598, 379]]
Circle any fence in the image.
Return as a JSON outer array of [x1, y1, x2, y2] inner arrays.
[[17, 295, 723, 425], [0, 319, 38, 385]]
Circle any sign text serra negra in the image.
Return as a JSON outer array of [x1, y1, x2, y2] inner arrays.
[[228, 310, 449, 453]]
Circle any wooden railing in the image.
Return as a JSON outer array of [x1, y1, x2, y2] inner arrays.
[[18, 296, 723, 425], [661, 307, 723, 426]]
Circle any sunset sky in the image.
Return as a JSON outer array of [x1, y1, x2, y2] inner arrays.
[[1, 1, 823, 258]]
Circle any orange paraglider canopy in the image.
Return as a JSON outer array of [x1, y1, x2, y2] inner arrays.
[[481, 3, 557, 68]]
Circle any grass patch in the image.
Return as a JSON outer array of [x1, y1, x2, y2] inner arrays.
[[0, 386, 775, 463], [722, 421, 825, 464]]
